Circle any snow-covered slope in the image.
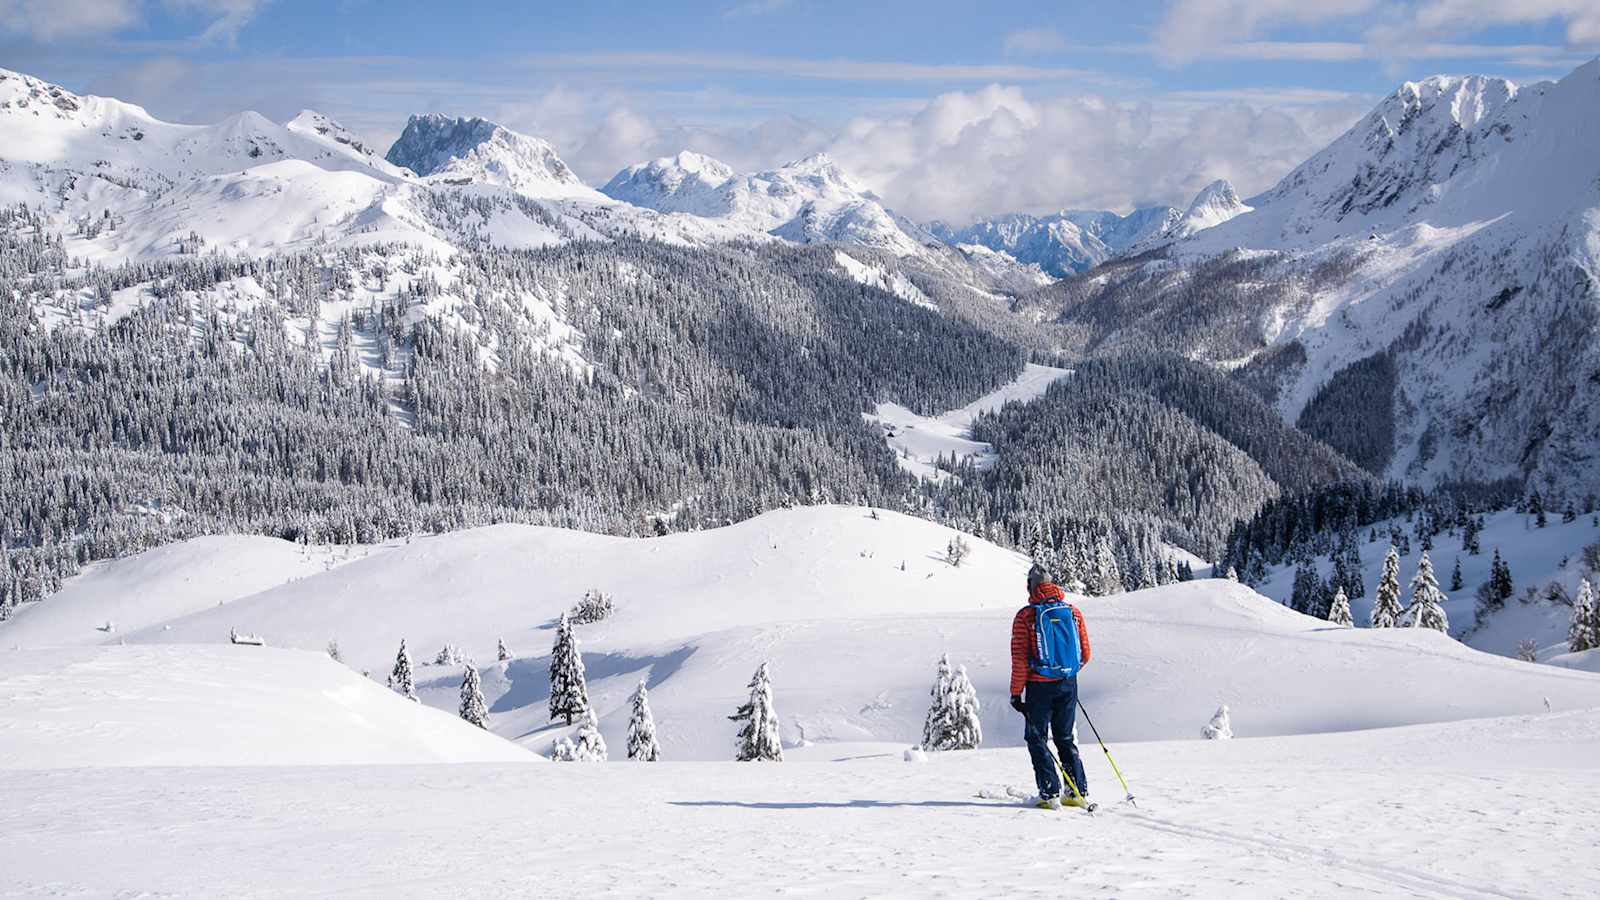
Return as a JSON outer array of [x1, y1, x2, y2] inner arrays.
[[0, 645, 535, 768], [7, 708, 1599, 897], [0, 536, 377, 649], [22, 506, 1594, 761], [1132, 178, 1252, 251], [602, 151, 934, 257], [1255, 509, 1600, 660], [1073, 58, 1600, 498]]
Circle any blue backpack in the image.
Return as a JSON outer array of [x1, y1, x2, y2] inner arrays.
[[1030, 600, 1083, 679]]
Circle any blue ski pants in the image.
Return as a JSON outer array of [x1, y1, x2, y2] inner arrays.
[[1023, 677, 1087, 799]]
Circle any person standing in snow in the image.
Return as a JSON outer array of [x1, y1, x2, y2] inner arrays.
[[1010, 564, 1093, 809]]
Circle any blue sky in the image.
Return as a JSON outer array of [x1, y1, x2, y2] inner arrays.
[[3, 0, 1597, 220]]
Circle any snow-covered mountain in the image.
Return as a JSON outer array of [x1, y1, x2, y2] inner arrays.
[[1050, 58, 1600, 500], [602, 150, 936, 257], [385, 113, 596, 201], [930, 181, 1247, 277]]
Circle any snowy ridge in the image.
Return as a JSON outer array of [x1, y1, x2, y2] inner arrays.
[[384, 113, 599, 201], [17, 506, 1598, 762], [602, 150, 934, 257]]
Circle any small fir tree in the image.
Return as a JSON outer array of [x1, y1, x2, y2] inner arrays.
[[1225, 566, 1239, 582], [730, 661, 783, 761], [1516, 639, 1539, 662], [1371, 546, 1404, 628], [945, 535, 971, 568], [1450, 557, 1464, 592], [1326, 586, 1354, 627], [945, 664, 983, 750], [921, 654, 954, 750], [548, 612, 590, 725], [497, 638, 511, 662], [388, 639, 417, 701], [1201, 705, 1233, 740], [459, 664, 488, 728], [627, 680, 662, 761], [326, 639, 343, 663], [1569, 579, 1597, 653], [1403, 551, 1450, 632], [1530, 490, 1547, 528]]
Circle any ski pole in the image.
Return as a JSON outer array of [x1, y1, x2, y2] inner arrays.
[[1052, 750, 1093, 815], [1077, 700, 1136, 807]]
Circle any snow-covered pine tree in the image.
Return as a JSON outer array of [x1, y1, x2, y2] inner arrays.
[[326, 639, 342, 663], [945, 535, 971, 568], [1450, 557, 1463, 592], [459, 664, 488, 728], [1201, 705, 1233, 740], [1225, 566, 1239, 582], [1092, 535, 1122, 595], [945, 664, 982, 750], [1371, 546, 1404, 628], [920, 654, 954, 750], [548, 612, 590, 725], [1403, 551, 1450, 632], [552, 708, 608, 761], [627, 680, 662, 761], [388, 639, 417, 701], [1490, 549, 1514, 606], [1326, 586, 1353, 627], [497, 638, 511, 662], [1570, 579, 1597, 653], [729, 661, 783, 761], [1290, 565, 1320, 614]]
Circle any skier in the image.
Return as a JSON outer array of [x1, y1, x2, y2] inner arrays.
[[1010, 563, 1093, 809]]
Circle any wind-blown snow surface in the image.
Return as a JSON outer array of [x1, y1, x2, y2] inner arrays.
[[0, 645, 535, 768], [4, 710, 1599, 897], [865, 363, 1071, 480], [17, 506, 1597, 761]]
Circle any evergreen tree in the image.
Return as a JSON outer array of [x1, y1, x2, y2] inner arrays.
[[1370, 546, 1404, 628], [1463, 517, 1482, 555], [1450, 556, 1463, 592], [1092, 535, 1122, 595], [548, 612, 590, 725], [1326, 586, 1353, 627], [1224, 566, 1239, 582], [388, 639, 417, 701], [1201, 704, 1233, 740], [1570, 579, 1597, 653], [945, 535, 971, 568], [626, 680, 662, 761], [1290, 565, 1321, 615], [1562, 503, 1577, 524], [920, 654, 954, 750], [1490, 549, 1514, 606], [459, 664, 488, 728], [1403, 551, 1450, 632], [945, 664, 983, 750], [1530, 490, 1547, 528], [730, 661, 783, 761], [497, 638, 511, 662]]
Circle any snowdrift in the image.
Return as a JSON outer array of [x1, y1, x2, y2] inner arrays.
[[1, 535, 372, 649], [0, 645, 536, 768], [55, 506, 1599, 760]]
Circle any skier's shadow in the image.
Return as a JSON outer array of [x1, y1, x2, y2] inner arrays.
[[670, 799, 1001, 811]]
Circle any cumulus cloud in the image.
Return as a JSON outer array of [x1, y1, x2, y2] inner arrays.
[[821, 84, 1365, 223]]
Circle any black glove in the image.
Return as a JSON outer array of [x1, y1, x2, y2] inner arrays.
[[1010, 694, 1026, 714]]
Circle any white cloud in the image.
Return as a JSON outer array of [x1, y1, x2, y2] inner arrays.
[[0, 0, 268, 43], [0, 0, 140, 40], [523, 52, 1121, 86], [1154, 0, 1378, 64], [822, 84, 1367, 223], [1002, 27, 1068, 57], [1409, 1, 1600, 44]]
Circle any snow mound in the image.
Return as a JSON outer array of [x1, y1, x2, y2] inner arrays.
[[1, 535, 368, 649], [0, 645, 537, 768], [76, 505, 1600, 760]]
